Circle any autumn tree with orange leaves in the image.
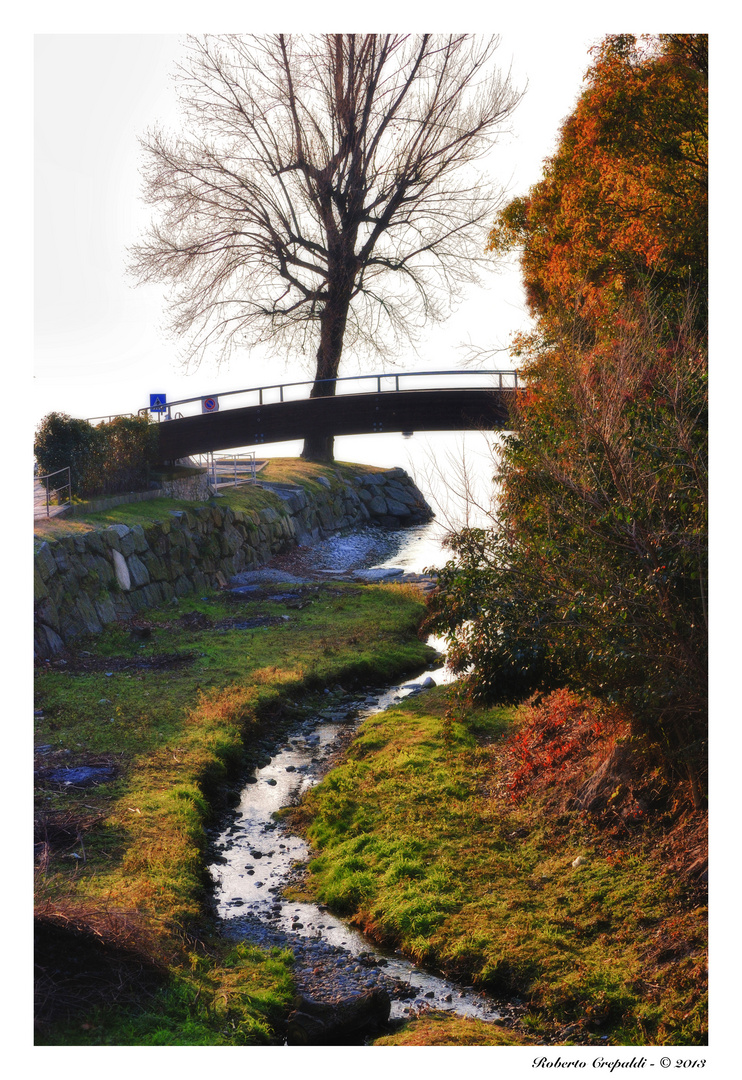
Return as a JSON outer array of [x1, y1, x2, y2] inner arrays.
[[426, 35, 707, 805], [489, 33, 706, 341]]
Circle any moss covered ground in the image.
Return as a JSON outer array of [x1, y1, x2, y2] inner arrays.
[[33, 461, 706, 1048], [294, 685, 707, 1047], [34, 574, 435, 1045], [33, 457, 386, 543]]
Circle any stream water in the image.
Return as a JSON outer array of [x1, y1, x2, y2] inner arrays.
[[207, 521, 510, 1036]]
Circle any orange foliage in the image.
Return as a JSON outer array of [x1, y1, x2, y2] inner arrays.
[[489, 34, 706, 335], [506, 689, 624, 798]]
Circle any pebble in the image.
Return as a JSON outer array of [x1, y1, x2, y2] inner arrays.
[[205, 566, 508, 1029], [224, 913, 414, 1006]]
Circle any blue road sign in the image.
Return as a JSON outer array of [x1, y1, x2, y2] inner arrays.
[[201, 396, 219, 413], [150, 394, 168, 414]]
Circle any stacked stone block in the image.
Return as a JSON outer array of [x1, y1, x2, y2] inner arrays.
[[33, 467, 433, 659]]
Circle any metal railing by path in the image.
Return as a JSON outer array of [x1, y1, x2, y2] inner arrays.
[[188, 451, 258, 492], [137, 369, 521, 421], [35, 467, 72, 518], [85, 413, 136, 424]]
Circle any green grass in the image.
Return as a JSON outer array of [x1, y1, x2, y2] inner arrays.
[[40, 942, 295, 1046], [35, 578, 436, 1044], [34, 457, 388, 542], [295, 686, 707, 1046]]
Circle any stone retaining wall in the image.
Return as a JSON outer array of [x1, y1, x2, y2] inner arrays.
[[34, 467, 433, 659], [66, 472, 211, 517]]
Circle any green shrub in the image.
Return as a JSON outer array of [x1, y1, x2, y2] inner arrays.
[[35, 413, 159, 498], [34, 412, 101, 493]]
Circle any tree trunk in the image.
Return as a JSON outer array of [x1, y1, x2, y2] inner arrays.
[[300, 431, 336, 463], [301, 358, 339, 464], [300, 269, 354, 463]]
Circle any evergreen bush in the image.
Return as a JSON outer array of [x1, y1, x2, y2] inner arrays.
[[35, 413, 159, 498]]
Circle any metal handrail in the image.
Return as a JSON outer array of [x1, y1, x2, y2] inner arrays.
[[187, 451, 257, 491], [37, 466, 72, 517], [137, 369, 521, 420], [214, 453, 257, 487]]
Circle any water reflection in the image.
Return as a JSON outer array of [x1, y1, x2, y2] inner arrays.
[[209, 670, 499, 1022], [209, 519, 503, 1024]]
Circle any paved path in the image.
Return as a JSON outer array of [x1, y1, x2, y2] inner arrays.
[[33, 480, 69, 520]]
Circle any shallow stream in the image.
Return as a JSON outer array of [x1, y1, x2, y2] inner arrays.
[[207, 522, 511, 1035]]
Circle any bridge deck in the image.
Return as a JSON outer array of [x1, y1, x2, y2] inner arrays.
[[157, 387, 518, 461]]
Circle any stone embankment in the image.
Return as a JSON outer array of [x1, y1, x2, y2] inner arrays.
[[34, 467, 433, 659]]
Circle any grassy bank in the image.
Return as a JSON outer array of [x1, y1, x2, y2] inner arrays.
[[33, 457, 387, 543], [293, 684, 707, 1047], [34, 574, 436, 1044]]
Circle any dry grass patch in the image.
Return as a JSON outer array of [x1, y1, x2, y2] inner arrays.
[[373, 1012, 530, 1046]]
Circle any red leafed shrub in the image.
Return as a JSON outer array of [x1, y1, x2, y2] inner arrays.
[[507, 689, 617, 797]]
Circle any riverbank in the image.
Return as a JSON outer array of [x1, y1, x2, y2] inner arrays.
[[34, 461, 706, 1048], [206, 662, 531, 1042], [33, 458, 434, 659], [34, 543, 439, 1043], [293, 684, 708, 1046]]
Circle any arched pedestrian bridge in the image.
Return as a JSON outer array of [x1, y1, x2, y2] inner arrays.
[[143, 370, 522, 462]]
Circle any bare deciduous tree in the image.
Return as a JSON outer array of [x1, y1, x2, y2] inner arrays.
[[130, 33, 522, 460]]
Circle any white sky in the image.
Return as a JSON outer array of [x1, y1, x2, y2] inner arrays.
[[12, 2, 742, 1074], [32, 30, 600, 427]]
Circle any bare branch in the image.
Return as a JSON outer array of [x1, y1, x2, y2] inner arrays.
[[129, 34, 523, 457]]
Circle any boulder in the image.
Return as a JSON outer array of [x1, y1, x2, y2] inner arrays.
[[351, 567, 404, 581], [287, 989, 391, 1045], [367, 495, 387, 515], [35, 542, 59, 581], [385, 497, 412, 517], [126, 554, 151, 588], [111, 549, 131, 591]]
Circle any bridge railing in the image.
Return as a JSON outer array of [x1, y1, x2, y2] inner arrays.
[[137, 369, 521, 421]]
